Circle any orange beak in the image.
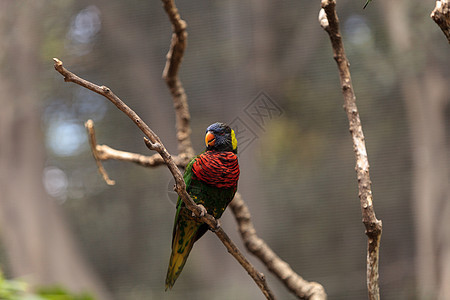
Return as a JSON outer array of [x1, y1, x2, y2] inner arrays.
[[205, 131, 215, 147]]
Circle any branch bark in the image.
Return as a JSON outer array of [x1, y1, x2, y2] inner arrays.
[[319, 1, 382, 300], [85, 119, 191, 186], [53, 58, 275, 300], [85, 120, 115, 185], [230, 194, 327, 300], [431, 0, 450, 44]]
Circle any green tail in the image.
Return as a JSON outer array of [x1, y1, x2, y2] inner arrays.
[[165, 217, 201, 290]]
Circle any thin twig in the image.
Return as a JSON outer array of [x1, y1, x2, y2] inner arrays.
[[230, 194, 327, 300], [319, 1, 382, 300], [95, 145, 191, 167], [431, 0, 450, 44], [85, 120, 115, 185], [54, 58, 275, 300], [85, 120, 191, 168]]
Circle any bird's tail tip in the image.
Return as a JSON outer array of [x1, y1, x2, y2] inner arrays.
[[165, 275, 176, 291], [165, 217, 199, 290]]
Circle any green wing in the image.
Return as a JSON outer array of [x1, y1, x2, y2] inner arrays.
[[171, 153, 237, 240], [172, 156, 196, 240]]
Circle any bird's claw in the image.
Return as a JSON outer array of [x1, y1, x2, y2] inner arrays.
[[210, 220, 221, 232], [191, 204, 207, 218]]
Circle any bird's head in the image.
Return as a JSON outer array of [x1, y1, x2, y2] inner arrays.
[[205, 122, 237, 153]]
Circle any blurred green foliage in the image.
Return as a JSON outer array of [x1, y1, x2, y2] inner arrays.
[[0, 271, 28, 300], [37, 286, 94, 300], [0, 270, 93, 300]]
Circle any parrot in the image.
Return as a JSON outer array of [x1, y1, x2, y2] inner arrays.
[[165, 122, 240, 290]]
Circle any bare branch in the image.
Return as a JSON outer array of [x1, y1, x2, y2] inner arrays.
[[431, 0, 450, 43], [319, 1, 382, 300], [161, 0, 194, 158], [230, 194, 327, 300], [213, 226, 277, 300], [54, 58, 275, 300], [85, 120, 115, 185], [86, 119, 191, 170], [53, 58, 161, 144], [96, 144, 191, 168]]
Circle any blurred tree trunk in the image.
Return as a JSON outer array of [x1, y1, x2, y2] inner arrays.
[[381, 1, 450, 298], [0, 1, 110, 299]]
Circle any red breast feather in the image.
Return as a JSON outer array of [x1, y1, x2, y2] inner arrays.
[[192, 151, 239, 188]]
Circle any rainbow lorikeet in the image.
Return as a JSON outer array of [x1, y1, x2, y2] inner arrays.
[[165, 122, 240, 290]]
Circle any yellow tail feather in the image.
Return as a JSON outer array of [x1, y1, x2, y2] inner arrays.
[[165, 218, 200, 290]]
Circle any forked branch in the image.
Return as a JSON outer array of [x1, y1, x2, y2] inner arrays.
[[319, 1, 382, 299], [85, 119, 115, 186], [86, 119, 190, 171]]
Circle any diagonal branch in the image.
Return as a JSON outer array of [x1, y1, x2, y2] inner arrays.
[[53, 58, 275, 300], [230, 194, 327, 300], [319, 1, 382, 300], [431, 0, 450, 44]]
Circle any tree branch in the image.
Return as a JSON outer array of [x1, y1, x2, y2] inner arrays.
[[53, 58, 275, 300], [161, 0, 194, 158], [319, 1, 382, 300], [213, 226, 276, 300], [431, 0, 450, 44], [85, 119, 191, 172], [230, 194, 327, 300], [85, 119, 115, 185]]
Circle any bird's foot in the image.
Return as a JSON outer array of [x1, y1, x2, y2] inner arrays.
[[210, 220, 221, 232], [192, 204, 207, 218]]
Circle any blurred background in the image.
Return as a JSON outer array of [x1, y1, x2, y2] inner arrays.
[[0, 0, 449, 299]]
